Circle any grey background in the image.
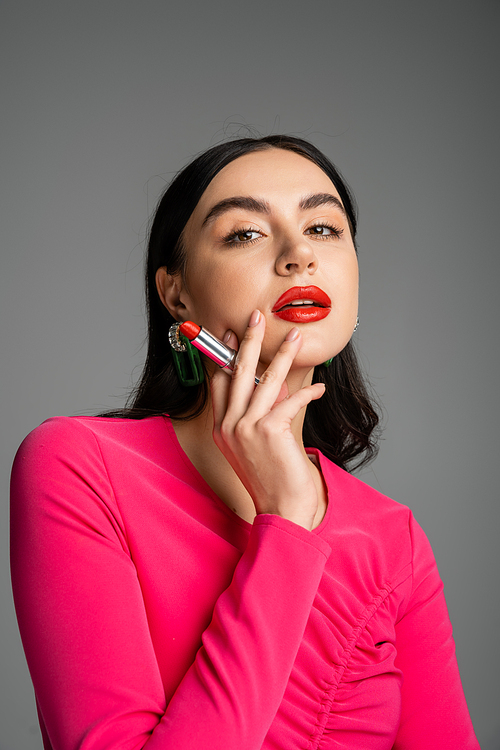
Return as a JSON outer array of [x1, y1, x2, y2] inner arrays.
[[1, 0, 499, 747]]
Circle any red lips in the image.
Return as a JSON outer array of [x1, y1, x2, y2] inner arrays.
[[272, 286, 331, 323]]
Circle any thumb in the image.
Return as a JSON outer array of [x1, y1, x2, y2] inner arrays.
[[223, 328, 240, 352]]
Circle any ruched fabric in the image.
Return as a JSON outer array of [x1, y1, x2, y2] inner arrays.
[[10, 416, 479, 749]]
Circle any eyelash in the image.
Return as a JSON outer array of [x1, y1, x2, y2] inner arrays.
[[222, 223, 344, 247], [305, 223, 344, 240], [223, 226, 262, 247]]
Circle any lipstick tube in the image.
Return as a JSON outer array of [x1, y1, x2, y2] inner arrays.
[[179, 321, 260, 385]]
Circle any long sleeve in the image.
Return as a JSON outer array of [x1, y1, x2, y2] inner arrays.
[[392, 513, 479, 749], [10, 417, 331, 750]]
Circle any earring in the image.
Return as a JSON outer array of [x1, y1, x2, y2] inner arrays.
[[323, 317, 359, 368], [168, 322, 204, 386]]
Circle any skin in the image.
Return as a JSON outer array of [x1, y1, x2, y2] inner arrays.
[[156, 148, 359, 530]]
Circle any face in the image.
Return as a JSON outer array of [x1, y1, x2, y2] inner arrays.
[[160, 148, 359, 373]]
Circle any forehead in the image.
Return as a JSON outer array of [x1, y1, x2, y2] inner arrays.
[[195, 148, 340, 214]]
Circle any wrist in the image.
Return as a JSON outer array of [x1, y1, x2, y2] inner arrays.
[[255, 506, 317, 531]]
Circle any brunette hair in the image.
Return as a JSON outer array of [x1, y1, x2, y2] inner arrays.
[[106, 135, 380, 471]]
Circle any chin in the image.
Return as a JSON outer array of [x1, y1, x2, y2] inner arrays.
[[306, 333, 352, 365]]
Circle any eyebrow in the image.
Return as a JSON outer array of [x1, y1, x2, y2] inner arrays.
[[202, 197, 270, 227], [201, 192, 346, 228], [299, 193, 346, 216]]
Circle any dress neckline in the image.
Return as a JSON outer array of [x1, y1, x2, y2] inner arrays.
[[161, 415, 333, 535]]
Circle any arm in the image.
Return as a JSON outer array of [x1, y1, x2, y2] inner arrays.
[[11, 418, 330, 750], [392, 513, 479, 749]]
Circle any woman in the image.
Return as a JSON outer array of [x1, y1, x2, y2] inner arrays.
[[10, 136, 479, 749]]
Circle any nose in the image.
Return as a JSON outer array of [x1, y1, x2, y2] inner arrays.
[[275, 236, 318, 276]]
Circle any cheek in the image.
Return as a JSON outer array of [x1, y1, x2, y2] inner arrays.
[[183, 257, 260, 334], [326, 252, 359, 304], [344, 252, 359, 290], [189, 254, 263, 302]]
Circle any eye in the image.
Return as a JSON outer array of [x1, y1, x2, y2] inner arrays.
[[223, 228, 263, 246], [305, 224, 344, 239]]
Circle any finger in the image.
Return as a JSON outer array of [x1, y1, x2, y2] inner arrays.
[[212, 318, 262, 431], [210, 358, 232, 432], [210, 328, 240, 429], [210, 364, 234, 434], [260, 382, 326, 425], [245, 328, 304, 415], [223, 329, 239, 352], [224, 311, 265, 423], [272, 379, 289, 409]]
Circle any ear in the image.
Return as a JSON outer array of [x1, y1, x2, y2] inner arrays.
[[155, 267, 189, 321]]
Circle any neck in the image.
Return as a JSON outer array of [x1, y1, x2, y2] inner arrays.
[[170, 366, 326, 526]]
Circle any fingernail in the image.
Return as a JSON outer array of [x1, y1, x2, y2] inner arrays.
[[249, 310, 260, 327], [223, 330, 232, 343], [285, 327, 299, 341]]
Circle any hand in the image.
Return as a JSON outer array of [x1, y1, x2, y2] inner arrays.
[[210, 310, 326, 530]]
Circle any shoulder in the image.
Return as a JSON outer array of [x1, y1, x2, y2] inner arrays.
[[13, 414, 168, 463], [11, 415, 170, 506], [11, 417, 113, 513], [15, 415, 101, 454], [315, 451, 436, 595], [12, 416, 101, 485], [317, 451, 412, 534]]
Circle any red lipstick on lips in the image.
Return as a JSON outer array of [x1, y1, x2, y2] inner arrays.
[[272, 286, 331, 323]]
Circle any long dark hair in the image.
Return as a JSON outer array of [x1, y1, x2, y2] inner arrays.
[[107, 135, 380, 471]]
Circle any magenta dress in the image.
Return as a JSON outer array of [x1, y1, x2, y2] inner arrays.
[[10, 415, 479, 749]]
